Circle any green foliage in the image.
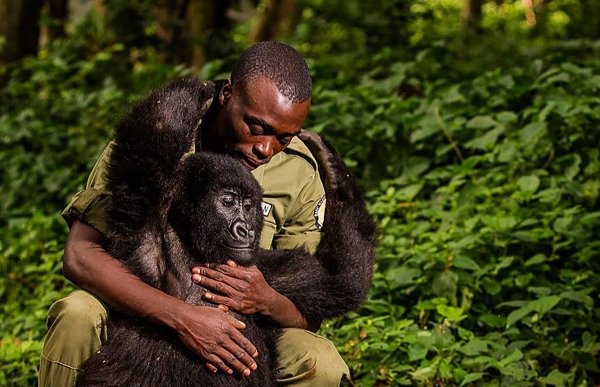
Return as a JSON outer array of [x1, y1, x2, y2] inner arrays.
[[2, 1, 600, 386], [0, 20, 190, 384], [315, 57, 600, 386]]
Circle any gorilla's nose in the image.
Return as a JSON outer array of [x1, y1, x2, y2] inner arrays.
[[230, 219, 255, 244]]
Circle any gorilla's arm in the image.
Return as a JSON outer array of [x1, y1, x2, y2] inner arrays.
[[106, 79, 215, 238], [257, 131, 377, 323], [106, 80, 217, 285]]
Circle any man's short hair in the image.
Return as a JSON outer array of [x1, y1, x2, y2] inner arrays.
[[231, 41, 312, 104]]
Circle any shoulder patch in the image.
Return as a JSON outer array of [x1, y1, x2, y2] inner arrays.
[[262, 202, 273, 217], [313, 195, 326, 231]]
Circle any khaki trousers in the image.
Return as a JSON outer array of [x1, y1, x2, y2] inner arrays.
[[38, 290, 349, 386]]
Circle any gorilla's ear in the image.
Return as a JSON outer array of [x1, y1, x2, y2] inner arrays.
[[219, 79, 233, 105]]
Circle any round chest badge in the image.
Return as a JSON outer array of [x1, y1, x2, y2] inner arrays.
[[314, 195, 326, 231]]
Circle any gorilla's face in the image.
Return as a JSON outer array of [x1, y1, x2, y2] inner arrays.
[[208, 77, 310, 170], [207, 188, 260, 265], [172, 152, 264, 266]]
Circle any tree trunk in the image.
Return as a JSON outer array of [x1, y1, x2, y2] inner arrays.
[[156, 0, 232, 69], [462, 0, 485, 33], [47, 0, 69, 39], [0, 0, 44, 63], [187, 0, 233, 69], [156, 0, 190, 63], [248, 0, 300, 43]]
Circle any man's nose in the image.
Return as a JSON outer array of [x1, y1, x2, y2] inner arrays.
[[253, 138, 275, 160]]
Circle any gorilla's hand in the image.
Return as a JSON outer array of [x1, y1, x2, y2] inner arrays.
[[174, 304, 259, 376], [192, 261, 274, 315]]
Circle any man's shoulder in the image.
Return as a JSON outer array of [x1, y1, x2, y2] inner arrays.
[[277, 135, 319, 171]]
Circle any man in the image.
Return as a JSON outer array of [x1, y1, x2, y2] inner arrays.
[[38, 42, 350, 386]]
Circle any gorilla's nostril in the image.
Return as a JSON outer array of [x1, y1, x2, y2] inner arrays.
[[230, 219, 255, 242]]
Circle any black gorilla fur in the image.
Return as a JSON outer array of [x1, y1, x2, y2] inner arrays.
[[80, 79, 377, 387]]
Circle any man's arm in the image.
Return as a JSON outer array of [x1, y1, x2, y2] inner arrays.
[[192, 261, 320, 331], [63, 220, 259, 377]]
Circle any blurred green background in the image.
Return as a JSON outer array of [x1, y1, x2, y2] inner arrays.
[[1, 0, 599, 385]]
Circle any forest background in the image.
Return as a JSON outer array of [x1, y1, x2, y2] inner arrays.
[[1, 0, 599, 386]]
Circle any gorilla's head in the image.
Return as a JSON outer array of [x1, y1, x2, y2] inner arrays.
[[169, 152, 264, 266]]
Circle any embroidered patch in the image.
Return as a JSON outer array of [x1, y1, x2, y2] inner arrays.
[[261, 202, 273, 217], [314, 195, 326, 231]]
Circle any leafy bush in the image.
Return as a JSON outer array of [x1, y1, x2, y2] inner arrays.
[[0, 20, 191, 384], [315, 59, 600, 386], [2, 6, 600, 386]]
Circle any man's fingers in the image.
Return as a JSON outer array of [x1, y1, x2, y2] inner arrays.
[[193, 273, 236, 296], [209, 345, 256, 377], [205, 353, 233, 375], [225, 316, 259, 359]]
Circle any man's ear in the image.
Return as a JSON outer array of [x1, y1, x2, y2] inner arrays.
[[219, 79, 232, 105]]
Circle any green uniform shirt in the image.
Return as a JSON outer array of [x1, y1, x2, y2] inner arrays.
[[62, 136, 325, 253]]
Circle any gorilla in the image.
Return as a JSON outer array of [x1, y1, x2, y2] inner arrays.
[[80, 79, 377, 387]]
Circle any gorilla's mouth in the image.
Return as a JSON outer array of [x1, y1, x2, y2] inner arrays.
[[225, 244, 253, 252]]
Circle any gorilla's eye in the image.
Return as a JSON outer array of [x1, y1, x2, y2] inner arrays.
[[222, 194, 235, 207], [243, 198, 253, 211]]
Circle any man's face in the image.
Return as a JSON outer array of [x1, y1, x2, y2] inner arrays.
[[211, 77, 310, 170]]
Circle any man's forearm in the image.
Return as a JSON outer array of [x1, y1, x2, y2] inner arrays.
[[260, 289, 320, 332], [63, 220, 188, 329]]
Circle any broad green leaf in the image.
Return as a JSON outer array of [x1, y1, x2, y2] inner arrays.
[[580, 211, 600, 225], [432, 271, 458, 300], [436, 305, 465, 322], [453, 256, 480, 271], [493, 256, 515, 274], [518, 175, 540, 193], [497, 140, 518, 163], [452, 235, 479, 250], [524, 253, 547, 266], [464, 125, 505, 150], [499, 348, 523, 367], [560, 291, 594, 308], [590, 75, 600, 90], [520, 122, 547, 144], [411, 115, 440, 143], [546, 72, 571, 85], [396, 183, 424, 201], [479, 313, 505, 328], [564, 153, 582, 180], [528, 295, 561, 315], [553, 216, 573, 234], [513, 231, 539, 242], [535, 188, 562, 204], [408, 342, 428, 361], [541, 369, 571, 387], [481, 278, 502, 295], [459, 372, 484, 386], [497, 111, 518, 123], [457, 340, 488, 356], [506, 306, 532, 327], [386, 267, 422, 289], [466, 115, 496, 129]]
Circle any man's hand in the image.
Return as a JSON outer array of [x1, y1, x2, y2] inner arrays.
[[192, 261, 317, 331], [174, 303, 259, 376], [192, 261, 275, 315]]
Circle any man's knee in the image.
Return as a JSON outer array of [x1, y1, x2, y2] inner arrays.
[[47, 290, 108, 338], [39, 290, 110, 387], [42, 290, 109, 363], [276, 329, 349, 386]]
